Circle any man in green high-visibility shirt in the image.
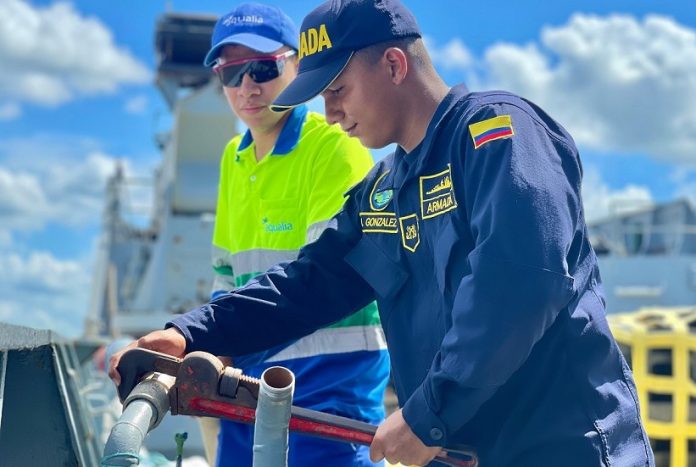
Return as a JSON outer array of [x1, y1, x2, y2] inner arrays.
[[202, 3, 389, 466]]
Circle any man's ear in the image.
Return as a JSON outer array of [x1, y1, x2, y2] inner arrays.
[[383, 47, 408, 84]]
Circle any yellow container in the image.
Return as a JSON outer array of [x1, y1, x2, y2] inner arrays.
[[608, 307, 696, 467]]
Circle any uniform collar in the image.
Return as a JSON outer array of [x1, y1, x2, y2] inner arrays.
[[390, 84, 469, 187], [238, 105, 308, 156]]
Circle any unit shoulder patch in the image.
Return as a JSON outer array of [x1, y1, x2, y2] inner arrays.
[[469, 115, 514, 149], [369, 171, 393, 211]]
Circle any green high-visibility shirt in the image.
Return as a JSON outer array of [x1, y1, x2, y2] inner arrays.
[[211, 105, 385, 363]]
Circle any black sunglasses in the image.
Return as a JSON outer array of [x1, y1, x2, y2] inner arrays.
[[213, 50, 296, 88]]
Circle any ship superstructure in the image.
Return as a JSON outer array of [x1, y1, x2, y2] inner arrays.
[[85, 13, 236, 340], [82, 12, 237, 460], [589, 199, 696, 314]]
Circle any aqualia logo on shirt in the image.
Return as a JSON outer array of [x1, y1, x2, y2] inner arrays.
[[262, 217, 293, 233]]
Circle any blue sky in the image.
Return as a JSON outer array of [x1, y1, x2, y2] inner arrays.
[[1, 0, 695, 336]]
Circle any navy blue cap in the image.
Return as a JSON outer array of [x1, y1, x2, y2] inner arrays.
[[271, 0, 421, 111], [204, 3, 299, 66]]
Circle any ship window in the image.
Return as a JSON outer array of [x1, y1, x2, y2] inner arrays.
[[689, 439, 696, 467], [690, 397, 696, 423], [690, 351, 696, 383], [647, 348, 672, 376], [648, 393, 673, 422]]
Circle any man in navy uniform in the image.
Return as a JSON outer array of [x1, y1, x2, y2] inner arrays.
[[111, 1, 654, 465]]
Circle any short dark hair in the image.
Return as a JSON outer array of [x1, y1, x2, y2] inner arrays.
[[357, 36, 427, 68]]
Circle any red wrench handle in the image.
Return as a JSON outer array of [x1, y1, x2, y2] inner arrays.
[[189, 398, 477, 467]]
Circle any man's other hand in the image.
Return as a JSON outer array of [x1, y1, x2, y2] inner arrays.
[[108, 327, 187, 386]]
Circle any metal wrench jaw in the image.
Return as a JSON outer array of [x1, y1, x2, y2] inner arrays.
[[116, 348, 261, 412], [170, 351, 260, 416]]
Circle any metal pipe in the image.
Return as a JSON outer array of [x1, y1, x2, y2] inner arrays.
[[101, 372, 174, 466], [252, 366, 295, 467]]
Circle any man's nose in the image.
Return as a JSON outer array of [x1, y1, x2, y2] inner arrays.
[[324, 97, 344, 126]]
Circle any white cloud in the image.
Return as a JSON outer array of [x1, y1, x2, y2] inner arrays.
[[0, 151, 119, 231], [478, 14, 696, 164], [1, 132, 103, 163], [0, 134, 159, 337], [124, 95, 148, 114], [0, 251, 91, 337], [0, 102, 21, 121], [582, 165, 653, 223], [0, 133, 160, 234], [0, 167, 47, 230], [0, 0, 150, 106], [42, 151, 119, 222], [425, 36, 474, 70], [0, 251, 85, 292]]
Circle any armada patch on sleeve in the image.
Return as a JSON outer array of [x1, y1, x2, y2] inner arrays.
[[419, 164, 457, 219], [469, 115, 514, 149]]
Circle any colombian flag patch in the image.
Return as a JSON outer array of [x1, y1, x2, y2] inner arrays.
[[469, 115, 514, 149]]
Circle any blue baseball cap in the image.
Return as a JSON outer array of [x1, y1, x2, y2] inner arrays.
[[204, 3, 299, 67], [271, 0, 421, 111]]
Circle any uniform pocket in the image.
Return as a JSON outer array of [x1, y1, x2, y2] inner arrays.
[[345, 235, 408, 300]]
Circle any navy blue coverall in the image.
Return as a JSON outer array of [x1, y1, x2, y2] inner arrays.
[[170, 85, 654, 466]]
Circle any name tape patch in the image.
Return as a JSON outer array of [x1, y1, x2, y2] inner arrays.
[[360, 212, 398, 234]]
